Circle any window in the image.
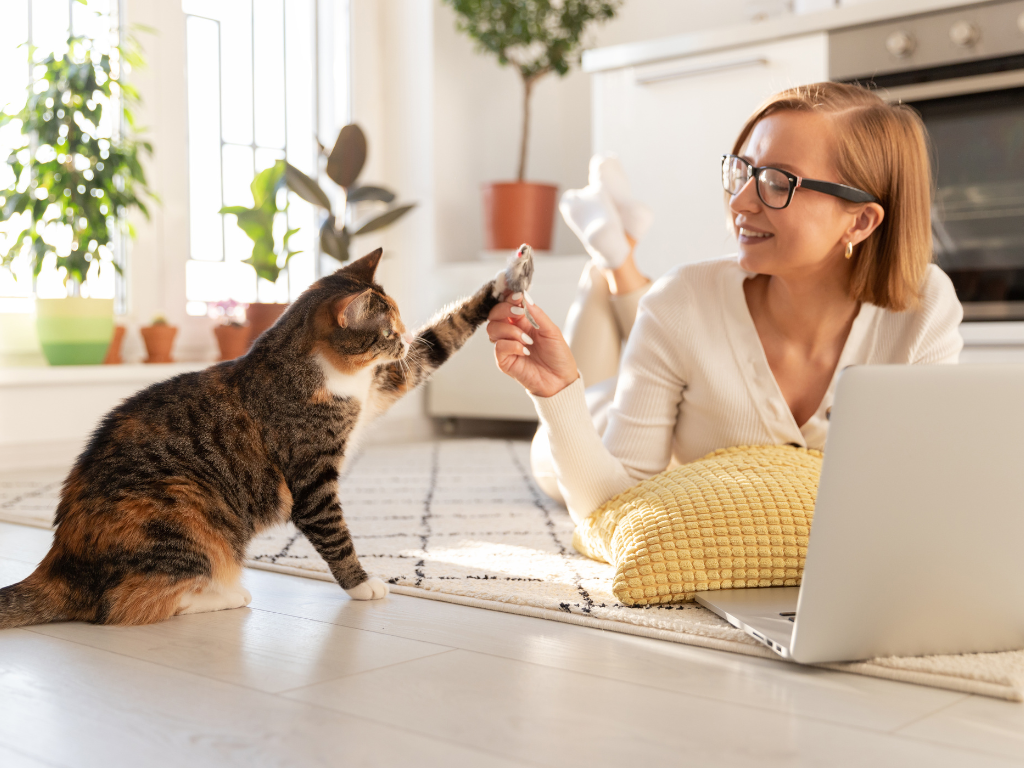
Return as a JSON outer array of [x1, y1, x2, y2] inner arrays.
[[0, 0, 121, 311], [182, 0, 319, 316]]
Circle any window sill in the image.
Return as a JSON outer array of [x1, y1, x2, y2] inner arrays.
[[0, 362, 210, 389]]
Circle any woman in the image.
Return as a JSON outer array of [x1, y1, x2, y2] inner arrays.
[[486, 82, 963, 524]]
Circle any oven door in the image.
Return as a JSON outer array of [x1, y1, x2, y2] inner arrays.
[[883, 71, 1024, 321]]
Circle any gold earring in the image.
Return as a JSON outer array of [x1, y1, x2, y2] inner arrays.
[[845, 241, 854, 259]]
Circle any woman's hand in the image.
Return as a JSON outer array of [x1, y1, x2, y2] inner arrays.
[[486, 293, 579, 398]]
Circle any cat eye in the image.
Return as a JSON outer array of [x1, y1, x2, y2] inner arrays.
[[382, 329, 392, 338]]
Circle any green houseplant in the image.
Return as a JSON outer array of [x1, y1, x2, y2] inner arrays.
[[222, 127, 413, 348], [442, 0, 620, 250], [220, 160, 300, 345], [284, 122, 415, 265], [0, 35, 154, 365]]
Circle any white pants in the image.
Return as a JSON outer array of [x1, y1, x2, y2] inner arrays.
[[531, 263, 650, 505]]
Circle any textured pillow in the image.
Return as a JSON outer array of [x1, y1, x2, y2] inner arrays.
[[573, 445, 822, 606]]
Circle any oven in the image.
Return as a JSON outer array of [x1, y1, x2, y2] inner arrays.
[[830, 1, 1024, 321]]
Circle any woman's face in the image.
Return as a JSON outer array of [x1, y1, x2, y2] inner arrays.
[[729, 110, 874, 282]]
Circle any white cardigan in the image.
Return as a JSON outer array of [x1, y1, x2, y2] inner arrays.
[[532, 257, 964, 522]]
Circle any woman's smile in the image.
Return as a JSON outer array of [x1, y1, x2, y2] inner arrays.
[[737, 225, 774, 244]]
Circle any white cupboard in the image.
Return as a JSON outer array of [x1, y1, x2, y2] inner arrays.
[[591, 33, 829, 280]]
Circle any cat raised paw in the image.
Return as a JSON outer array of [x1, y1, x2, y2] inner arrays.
[[345, 577, 389, 601]]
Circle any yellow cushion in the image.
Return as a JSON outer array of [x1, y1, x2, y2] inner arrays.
[[573, 445, 822, 606]]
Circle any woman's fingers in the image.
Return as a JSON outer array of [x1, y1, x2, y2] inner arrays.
[[488, 300, 534, 332], [487, 320, 535, 346], [494, 338, 531, 371]]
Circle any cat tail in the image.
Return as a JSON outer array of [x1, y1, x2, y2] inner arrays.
[[0, 571, 69, 629], [373, 279, 500, 409]]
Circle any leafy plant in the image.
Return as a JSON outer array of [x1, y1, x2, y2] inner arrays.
[[284, 123, 415, 264], [0, 34, 154, 289], [442, 0, 621, 181], [220, 160, 300, 284]]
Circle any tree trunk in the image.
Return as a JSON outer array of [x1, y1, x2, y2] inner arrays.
[[517, 75, 534, 183]]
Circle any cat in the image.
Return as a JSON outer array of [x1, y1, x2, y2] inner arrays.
[[0, 248, 501, 628]]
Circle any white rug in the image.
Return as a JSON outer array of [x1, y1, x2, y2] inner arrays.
[[4, 439, 1024, 701]]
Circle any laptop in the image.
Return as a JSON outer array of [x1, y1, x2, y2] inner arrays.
[[695, 364, 1024, 664]]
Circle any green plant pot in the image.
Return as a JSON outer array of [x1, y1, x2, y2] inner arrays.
[[35, 297, 115, 365]]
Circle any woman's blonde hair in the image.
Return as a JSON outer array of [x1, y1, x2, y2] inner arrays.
[[731, 81, 932, 311]]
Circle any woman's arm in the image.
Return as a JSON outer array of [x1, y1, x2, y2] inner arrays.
[[488, 288, 686, 522]]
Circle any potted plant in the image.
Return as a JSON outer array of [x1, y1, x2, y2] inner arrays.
[[102, 325, 126, 364], [0, 35, 153, 365], [140, 316, 176, 363], [209, 299, 249, 361], [442, 0, 621, 250], [220, 160, 300, 345], [284, 123, 415, 265]]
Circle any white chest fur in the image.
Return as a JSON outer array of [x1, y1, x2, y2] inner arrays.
[[317, 354, 375, 403], [316, 354, 377, 467]]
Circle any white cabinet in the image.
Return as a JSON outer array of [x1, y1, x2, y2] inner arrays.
[[591, 33, 828, 280]]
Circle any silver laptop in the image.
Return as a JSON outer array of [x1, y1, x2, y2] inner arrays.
[[696, 364, 1024, 664]]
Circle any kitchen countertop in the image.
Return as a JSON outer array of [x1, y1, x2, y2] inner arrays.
[[582, 0, 995, 72]]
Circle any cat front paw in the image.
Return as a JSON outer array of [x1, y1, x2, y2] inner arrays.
[[344, 576, 390, 601], [491, 270, 507, 298]]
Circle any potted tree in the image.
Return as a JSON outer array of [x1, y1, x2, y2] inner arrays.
[[220, 160, 300, 346], [442, 0, 620, 250], [284, 123, 415, 265], [0, 35, 153, 365]]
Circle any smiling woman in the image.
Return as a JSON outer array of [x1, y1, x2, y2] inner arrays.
[[486, 81, 965, 523]]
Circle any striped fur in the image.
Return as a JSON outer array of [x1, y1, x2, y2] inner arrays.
[[0, 249, 500, 628]]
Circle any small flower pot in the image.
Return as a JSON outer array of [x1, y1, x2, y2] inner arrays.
[[103, 325, 126, 364], [214, 324, 249, 361], [35, 297, 114, 365], [246, 302, 288, 347], [481, 181, 558, 251], [141, 325, 177, 363]]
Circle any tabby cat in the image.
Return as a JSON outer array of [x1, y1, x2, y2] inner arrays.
[[0, 248, 501, 628]]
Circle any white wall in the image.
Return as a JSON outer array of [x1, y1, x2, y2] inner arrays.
[[432, 0, 752, 262]]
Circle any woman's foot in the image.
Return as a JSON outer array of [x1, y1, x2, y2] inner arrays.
[[588, 155, 654, 242], [559, 184, 630, 270], [559, 155, 654, 270]]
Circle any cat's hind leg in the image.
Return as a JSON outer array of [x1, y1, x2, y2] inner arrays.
[[176, 572, 252, 616]]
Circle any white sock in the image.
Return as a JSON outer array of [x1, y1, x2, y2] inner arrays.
[[559, 184, 630, 270], [589, 155, 654, 241]]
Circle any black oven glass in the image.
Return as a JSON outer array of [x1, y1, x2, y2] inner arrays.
[[913, 86, 1024, 320]]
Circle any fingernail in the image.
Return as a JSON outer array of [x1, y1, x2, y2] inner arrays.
[[520, 332, 533, 345], [511, 292, 523, 302], [524, 291, 535, 305], [510, 306, 525, 316], [522, 347, 530, 356]]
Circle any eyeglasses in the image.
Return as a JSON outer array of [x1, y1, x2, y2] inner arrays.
[[721, 154, 880, 210]]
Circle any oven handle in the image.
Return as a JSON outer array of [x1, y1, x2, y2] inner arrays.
[[880, 69, 1024, 104], [636, 57, 769, 85]]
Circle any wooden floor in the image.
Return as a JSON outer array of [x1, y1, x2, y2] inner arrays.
[[2, 521, 1023, 767]]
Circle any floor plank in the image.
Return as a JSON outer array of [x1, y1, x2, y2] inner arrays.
[[897, 693, 1024, 762], [31, 604, 454, 694], [0, 629, 534, 768], [0, 522, 52, 566], [245, 567, 965, 733], [283, 648, 1015, 768]]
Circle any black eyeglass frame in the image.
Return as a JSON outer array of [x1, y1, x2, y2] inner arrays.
[[721, 154, 881, 209]]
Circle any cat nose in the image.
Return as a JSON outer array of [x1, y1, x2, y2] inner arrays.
[[402, 332, 414, 344]]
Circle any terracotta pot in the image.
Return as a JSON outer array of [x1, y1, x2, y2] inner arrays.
[[214, 324, 250, 361], [140, 325, 177, 363], [102, 325, 126, 364], [246, 302, 288, 346], [481, 181, 558, 251]]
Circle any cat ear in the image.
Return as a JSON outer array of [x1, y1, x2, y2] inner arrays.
[[335, 288, 372, 328], [342, 248, 383, 283]]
